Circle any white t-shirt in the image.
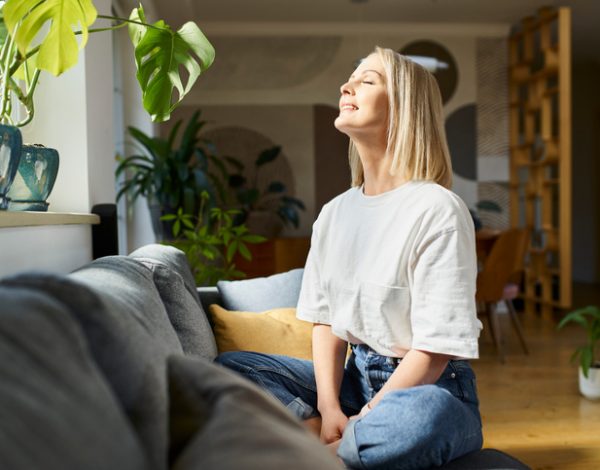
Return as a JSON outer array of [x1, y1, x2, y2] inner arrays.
[[296, 181, 482, 359]]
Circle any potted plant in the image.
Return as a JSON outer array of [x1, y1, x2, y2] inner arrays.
[[0, 0, 214, 208], [115, 111, 215, 240], [557, 305, 600, 400], [226, 145, 306, 238], [162, 191, 266, 286]]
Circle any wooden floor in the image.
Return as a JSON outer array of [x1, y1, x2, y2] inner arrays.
[[473, 282, 600, 470]]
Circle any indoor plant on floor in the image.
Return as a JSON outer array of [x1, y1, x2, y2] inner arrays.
[[161, 191, 266, 286], [558, 305, 600, 400], [226, 145, 306, 238], [115, 111, 215, 240], [0, 0, 214, 210]]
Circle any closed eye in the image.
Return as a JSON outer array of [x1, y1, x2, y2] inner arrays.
[[362, 80, 374, 85]]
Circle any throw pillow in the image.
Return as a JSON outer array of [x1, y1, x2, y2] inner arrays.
[[217, 268, 304, 311], [168, 355, 342, 470], [209, 305, 312, 360], [0, 285, 148, 470]]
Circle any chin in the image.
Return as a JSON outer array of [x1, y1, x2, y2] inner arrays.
[[334, 116, 349, 134]]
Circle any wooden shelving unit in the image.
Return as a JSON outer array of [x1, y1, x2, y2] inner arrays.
[[508, 7, 572, 318]]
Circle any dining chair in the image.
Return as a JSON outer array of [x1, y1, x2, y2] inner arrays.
[[476, 228, 529, 363]]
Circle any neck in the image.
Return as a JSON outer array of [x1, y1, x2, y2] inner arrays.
[[353, 138, 407, 196]]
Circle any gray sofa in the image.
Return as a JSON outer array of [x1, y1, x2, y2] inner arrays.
[[0, 244, 529, 470]]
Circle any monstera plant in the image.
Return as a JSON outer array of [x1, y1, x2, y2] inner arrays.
[[0, 0, 214, 126]]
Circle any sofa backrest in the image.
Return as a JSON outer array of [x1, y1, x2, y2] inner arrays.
[[130, 244, 217, 359], [0, 284, 149, 470], [4, 256, 183, 470]]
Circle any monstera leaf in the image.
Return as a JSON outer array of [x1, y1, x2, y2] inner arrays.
[[3, 0, 97, 76], [129, 6, 215, 122]]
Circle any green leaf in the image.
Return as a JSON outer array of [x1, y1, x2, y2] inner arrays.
[[0, 10, 8, 48], [129, 8, 215, 122], [255, 146, 281, 167], [4, 0, 98, 76], [581, 346, 593, 378], [166, 119, 183, 151], [226, 240, 238, 262], [173, 219, 181, 237], [238, 242, 252, 261], [128, 127, 161, 162], [160, 214, 177, 221], [242, 234, 267, 244], [127, 3, 146, 47]]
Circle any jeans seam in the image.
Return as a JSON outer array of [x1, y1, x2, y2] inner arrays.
[[447, 361, 465, 401], [251, 365, 360, 413]]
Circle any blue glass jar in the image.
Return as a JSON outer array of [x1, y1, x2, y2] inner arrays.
[[7, 144, 59, 211], [0, 124, 23, 210]]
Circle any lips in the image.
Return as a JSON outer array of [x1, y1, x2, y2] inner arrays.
[[340, 102, 358, 112]]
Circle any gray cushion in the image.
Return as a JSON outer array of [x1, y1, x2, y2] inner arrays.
[[168, 355, 342, 470], [217, 268, 304, 311], [4, 256, 184, 470], [132, 254, 217, 360], [0, 285, 148, 470]]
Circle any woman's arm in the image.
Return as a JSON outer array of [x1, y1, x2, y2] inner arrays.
[[365, 349, 450, 412], [312, 323, 349, 442]]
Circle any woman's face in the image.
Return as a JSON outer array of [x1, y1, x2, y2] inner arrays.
[[334, 53, 389, 140]]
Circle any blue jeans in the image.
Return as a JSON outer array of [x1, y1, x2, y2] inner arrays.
[[215, 344, 483, 470]]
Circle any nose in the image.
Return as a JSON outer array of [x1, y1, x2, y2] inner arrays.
[[340, 80, 354, 96]]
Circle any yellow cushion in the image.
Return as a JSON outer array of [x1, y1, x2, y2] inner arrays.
[[209, 305, 313, 361]]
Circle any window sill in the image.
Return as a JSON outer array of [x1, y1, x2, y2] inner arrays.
[[0, 211, 100, 228]]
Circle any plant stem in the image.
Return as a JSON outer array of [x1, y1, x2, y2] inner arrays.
[[97, 14, 163, 31], [0, 29, 16, 125], [15, 69, 39, 127]]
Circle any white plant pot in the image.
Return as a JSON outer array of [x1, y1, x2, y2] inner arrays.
[[579, 366, 600, 400]]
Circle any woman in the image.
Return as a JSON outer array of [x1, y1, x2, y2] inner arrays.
[[216, 46, 483, 470]]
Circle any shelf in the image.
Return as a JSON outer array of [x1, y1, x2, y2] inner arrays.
[[0, 211, 100, 228]]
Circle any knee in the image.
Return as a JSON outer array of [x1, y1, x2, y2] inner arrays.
[[381, 385, 463, 439], [387, 384, 454, 407]]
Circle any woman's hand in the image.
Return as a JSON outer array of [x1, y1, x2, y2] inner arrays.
[[319, 408, 349, 444]]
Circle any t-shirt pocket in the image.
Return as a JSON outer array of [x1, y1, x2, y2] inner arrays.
[[359, 281, 412, 350]]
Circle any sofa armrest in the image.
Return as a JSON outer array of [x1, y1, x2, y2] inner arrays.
[[197, 287, 221, 316]]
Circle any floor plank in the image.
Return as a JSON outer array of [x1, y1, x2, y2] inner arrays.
[[473, 282, 600, 470]]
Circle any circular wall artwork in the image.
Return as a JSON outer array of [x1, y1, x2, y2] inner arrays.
[[445, 103, 477, 181], [202, 126, 295, 202], [400, 40, 458, 104]]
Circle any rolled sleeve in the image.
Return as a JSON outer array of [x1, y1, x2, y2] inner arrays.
[[410, 228, 481, 359], [296, 225, 330, 325]]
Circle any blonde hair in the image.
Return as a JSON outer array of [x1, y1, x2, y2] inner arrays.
[[349, 46, 453, 189]]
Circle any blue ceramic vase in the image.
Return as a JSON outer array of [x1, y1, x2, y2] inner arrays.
[[0, 124, 23, 210], [7, 144, 59, 211]]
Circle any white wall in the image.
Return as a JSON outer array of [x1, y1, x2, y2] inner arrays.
[[0, 0, 116, 277], [113, 27, 156, 254]]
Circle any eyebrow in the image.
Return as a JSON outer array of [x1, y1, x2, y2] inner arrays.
[[350, 69, 383, 79]]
